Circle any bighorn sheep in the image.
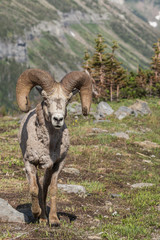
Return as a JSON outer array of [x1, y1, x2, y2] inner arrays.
[[16, 69, 92, 226]]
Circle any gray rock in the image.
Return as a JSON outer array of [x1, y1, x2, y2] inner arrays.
[[143, 160, 153, 164], [0, 198, 29, 223], [111, 194, 121, 198], [97, 101, 114, 117], [58, 184, 86, 194], [116, 153, 122, 156], [126, 130, 139, 134], [62, 167, 80, 175], [131, 183, 154, 189], [93, 119, 111, 123], [129, 100, 152, 116], [114, 106, 133, 120], [67, 101, 82, 114], [134, 140, 160, 149], [111, 132, 129, 139], [92, 128, 108, 133]]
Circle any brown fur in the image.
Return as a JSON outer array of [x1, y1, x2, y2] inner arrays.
[[19, 109, 69, 225], [17, 69, 92, 226]]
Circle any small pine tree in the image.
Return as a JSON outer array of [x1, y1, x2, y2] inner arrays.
[[91, 34, 108, 99], [115, 63, 127, 101], [135, 67, 147, 96], [151, 39, 160, 83], [82, 50, 92, 73], [105, 41, 126, 101], [83, 36, 126, 102]]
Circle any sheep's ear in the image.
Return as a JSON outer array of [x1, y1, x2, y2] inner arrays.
[[68, 89, 79, 102], [36, 86, 43, 95], [36, 87, 48, 100]]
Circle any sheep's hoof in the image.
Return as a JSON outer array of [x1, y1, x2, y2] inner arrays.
[[49, 218, 60, 227], [32, 207, 42, 219], [39, 218, 48, 225]]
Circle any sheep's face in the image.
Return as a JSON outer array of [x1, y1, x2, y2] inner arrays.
[[42, 85, 72, 129]]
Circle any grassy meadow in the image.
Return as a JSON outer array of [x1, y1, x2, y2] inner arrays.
[[0, 98, 160, 239]]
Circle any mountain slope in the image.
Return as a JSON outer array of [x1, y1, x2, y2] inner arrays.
[[0, 0, 160, 111], [125, 0, 160, 29]]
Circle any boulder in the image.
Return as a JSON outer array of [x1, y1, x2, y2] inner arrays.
[[129, 100, 152, 116], [114, 106, 133, 120], [114, 100, 151, 120], [67, 101, 82, 114], [58, 184, 86, 194], [0, 198, 29, 223], [97, 101, 114, 118]]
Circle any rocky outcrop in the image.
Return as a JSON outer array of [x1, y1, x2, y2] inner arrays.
[[0, 38, 27, 63], [114, 106, 133, 120], [129, 100, 152, 116], [0, 198, 29, 223], [115, 100, 152, 120], [94, 101, 114, 120]]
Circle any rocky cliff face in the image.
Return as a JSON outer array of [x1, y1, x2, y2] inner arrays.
[[0, 39, 27, 63]]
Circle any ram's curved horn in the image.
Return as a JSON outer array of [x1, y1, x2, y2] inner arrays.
[[16, 69, 55, 112], [61, 71, 92, 116]]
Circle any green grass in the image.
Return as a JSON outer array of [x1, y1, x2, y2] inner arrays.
[[0, 0, 58, 39], [28, 32, 79, 73], [1, 98, 160, 239], [65, 33, 86, 58]]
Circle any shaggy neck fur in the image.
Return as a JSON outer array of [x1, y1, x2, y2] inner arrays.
[[35, 102, 64, 149]]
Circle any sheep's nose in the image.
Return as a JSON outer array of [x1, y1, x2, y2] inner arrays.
[[53, 114, 64, 123], [53, 116, 64, 122]]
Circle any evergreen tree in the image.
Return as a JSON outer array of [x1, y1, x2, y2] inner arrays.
[[151, 39, 160, 83], [91, 34, 107, 99], [115, 62, 127, 101], [82, 50, 92, 73], [83, 36, 126, 101], [135, 67, 147, 96], [105, 41, 126, 101]]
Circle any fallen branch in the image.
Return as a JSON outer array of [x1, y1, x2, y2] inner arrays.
[[12, 227, 39, 240], [136, 152, 150, 158]]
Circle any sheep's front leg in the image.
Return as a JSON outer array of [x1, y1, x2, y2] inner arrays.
[[49, 174, 60, 227], [48, 159, 65, 227], [25, 161, 41, 219]]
